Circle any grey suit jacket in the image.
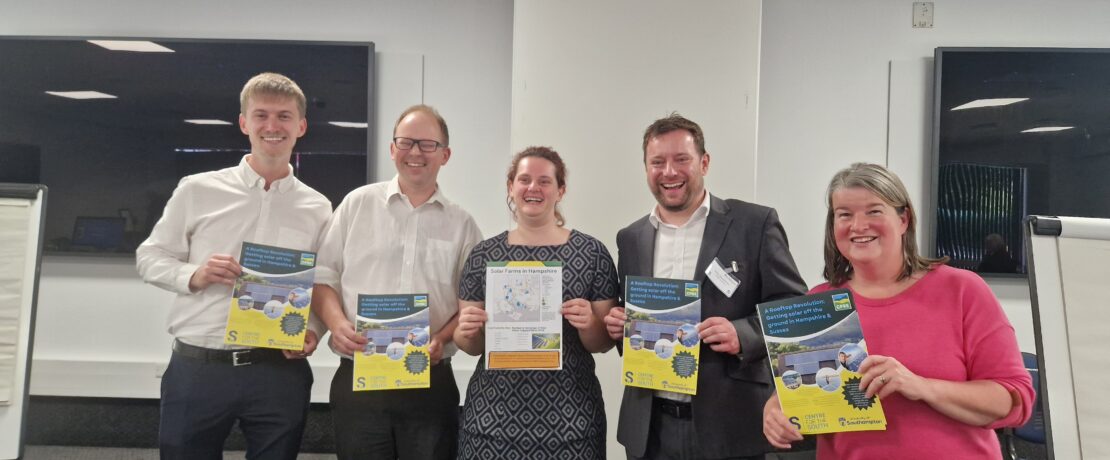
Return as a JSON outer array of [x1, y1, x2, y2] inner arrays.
[[615, 195, 807, 458]]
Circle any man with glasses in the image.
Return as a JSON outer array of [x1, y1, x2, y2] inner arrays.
[[313, 105, 482, 459]]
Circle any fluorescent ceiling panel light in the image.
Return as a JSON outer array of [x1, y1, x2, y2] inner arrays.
[[1021, 126, 1074, 133], [45, 91, 117, 99], [329, 121, 369, 128], [88, 40, 174, 53], [185, 119, 233, 125], [951, 98, 1029, 111]]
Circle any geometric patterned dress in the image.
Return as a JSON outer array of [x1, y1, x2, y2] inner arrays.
[[457, 230, 619, 460]]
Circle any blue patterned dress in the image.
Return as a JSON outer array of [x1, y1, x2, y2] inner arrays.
[[457, 230, 619, 460]]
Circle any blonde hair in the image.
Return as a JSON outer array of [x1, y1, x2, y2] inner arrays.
[[239, 72, 306, 117]]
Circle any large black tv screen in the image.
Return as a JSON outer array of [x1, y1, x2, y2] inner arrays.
[[933, 47, 1110, 276], [0, 36, 374, 255]]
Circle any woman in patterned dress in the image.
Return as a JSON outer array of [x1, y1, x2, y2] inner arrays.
[[454, 146, 619, 459]]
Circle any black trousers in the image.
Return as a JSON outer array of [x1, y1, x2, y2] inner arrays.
[[330, 357, 460, 460], [158, 347, 313, 460], [629, 399, 766, 460]]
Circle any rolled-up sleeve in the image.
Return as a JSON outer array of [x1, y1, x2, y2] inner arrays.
[[136, 177, 199, 295]]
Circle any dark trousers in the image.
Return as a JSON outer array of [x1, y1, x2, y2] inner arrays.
[[629, 399, 765, 460], [330, 357, 459, 460], [158, 347, 313, 460]]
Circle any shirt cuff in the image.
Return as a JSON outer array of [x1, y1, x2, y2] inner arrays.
[[315, 266, 340, 291], [175, 263, 200, 295]]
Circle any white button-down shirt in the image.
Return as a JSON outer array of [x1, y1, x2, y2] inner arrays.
[[648, 190, 710, 402], [137, 155, 332, 349], [315, 176, 482, 359]]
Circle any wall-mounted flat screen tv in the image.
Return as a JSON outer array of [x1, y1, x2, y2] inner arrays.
[[0, 36, 375, 255], [932, 47, 1110, 276]]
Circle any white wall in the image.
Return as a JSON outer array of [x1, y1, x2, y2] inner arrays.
[[511, 1, 761, 457], [1, 0, 514, 400], [759, 0, 1110, 353]]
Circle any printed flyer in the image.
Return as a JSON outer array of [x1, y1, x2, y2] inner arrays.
[[484, 261, 563, 370], [224, 242, 316, 350], [621, 276, 701, 395], [757, 289, 887, 434], [353, 294, 431, 391]]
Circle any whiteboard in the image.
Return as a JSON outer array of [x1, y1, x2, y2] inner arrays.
[[1026, 215, 1110, 460], [0, 184, 46, 460]]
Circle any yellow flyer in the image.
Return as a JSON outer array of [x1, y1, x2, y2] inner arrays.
[[621, 276, 701, 395], [757, 289, 887, 434], [352, 294, 431, 391], [224, 242, 315, 350]]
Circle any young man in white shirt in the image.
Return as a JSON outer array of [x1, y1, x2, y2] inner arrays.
[[313, 105, 481, 460], [137, 73, 331, 460]]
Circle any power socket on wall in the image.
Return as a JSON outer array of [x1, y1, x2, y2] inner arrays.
[[913, 2, 934, 28]]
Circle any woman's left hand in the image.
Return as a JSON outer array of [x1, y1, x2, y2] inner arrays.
[[859, 354, 931, 401], [561, 298, 597, 331]]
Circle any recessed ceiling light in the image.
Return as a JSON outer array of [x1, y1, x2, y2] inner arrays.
[[951, 98, 1029, 111], [88, 40, 174, 53], [45, 91, 117, 100], [185, 119, 233, 125], [1021, 126, 1074, 133], [329, 121, 369, 128]]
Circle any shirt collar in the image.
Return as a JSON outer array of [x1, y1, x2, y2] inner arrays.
[[237, 154, 296, 193], [386, 174, 447, 207], [648, 190, 711, 229]]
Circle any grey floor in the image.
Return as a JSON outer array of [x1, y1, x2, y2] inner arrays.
[[23, 446, 334, 459]]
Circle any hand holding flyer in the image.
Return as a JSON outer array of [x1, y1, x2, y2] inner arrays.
[[352, 294, 431, 391], [484, 261, 563, 370], [620, 276, 701, 395], [224, 242, 316, 350], [757, 289, 886, 434]]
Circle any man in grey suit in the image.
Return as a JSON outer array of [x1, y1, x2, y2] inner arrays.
[[604, 114, 807, 459]]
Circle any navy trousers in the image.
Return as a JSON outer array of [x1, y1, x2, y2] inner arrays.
[[158, 347, 313, 460]]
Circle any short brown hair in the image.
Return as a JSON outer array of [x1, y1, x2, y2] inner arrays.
[[239, 72, 306, 117], [506, 146, 568, 227], [393, 104, 449, 146], [822, 163, 948, 286], [642, 113, 706, 161]]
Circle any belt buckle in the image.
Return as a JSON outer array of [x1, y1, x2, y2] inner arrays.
[[232, 350, 252, 366]]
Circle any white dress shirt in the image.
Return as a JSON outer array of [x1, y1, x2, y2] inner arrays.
[[136, 155, 332, 349], [648, 190, 711, 402], [315, 176, 482, 359]]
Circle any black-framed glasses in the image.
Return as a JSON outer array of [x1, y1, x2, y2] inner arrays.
[[393, 137, 445, 153]]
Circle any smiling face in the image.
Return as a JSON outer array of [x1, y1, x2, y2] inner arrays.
[[644, 130, 709, 216], [831, 186, 909, 275], [390, 110, 450, 191], [239, 94, 307, 161], [508, 156, 564, 224]]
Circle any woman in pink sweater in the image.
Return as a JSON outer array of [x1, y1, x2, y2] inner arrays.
[[762, 163, 1034, 459]]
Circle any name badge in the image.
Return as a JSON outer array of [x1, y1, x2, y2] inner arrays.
[[704, 257, 740, 298]]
